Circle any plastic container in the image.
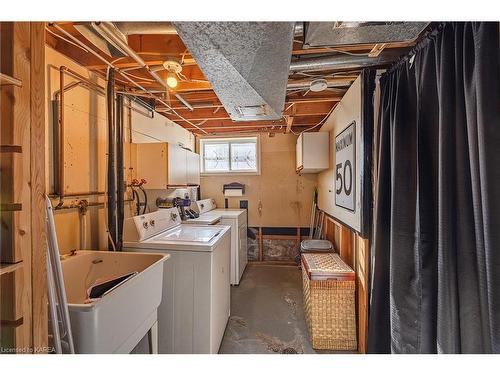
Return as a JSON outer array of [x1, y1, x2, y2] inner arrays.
[[300, 239, 333, 253]]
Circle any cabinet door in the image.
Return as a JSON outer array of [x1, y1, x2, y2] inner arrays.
[[136, 143, 168, 189], [167, 145, 187, 186], [186, 151, 200, 186]]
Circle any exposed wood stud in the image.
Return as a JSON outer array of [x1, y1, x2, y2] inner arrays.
[[30, 21, 49, 352], [368, 43, 387, 57]]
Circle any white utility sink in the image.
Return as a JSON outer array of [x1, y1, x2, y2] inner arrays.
[[60, 250, 169, 353]]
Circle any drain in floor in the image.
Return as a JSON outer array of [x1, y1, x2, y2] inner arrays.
[[255, 332, 304, 354]]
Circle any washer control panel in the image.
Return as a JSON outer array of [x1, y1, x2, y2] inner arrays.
[[124, 207, 181, 242]]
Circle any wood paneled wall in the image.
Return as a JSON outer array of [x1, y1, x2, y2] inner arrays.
[[199, 133, 318, 228], [323, 214, 369, 354]]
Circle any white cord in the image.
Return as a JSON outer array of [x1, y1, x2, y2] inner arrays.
[[324, 47, 371, 57], [290, 104, 337, 136]]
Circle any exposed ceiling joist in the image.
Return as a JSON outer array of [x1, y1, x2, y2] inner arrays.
[[46, 21, 427, 135]]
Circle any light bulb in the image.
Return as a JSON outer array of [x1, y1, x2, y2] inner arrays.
[[166, 72, 178, 89]]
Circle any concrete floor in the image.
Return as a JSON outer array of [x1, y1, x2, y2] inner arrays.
[[219, 263, 343, 354]]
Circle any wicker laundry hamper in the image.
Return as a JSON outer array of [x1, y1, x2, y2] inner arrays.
[[301, 253, 357, 350]]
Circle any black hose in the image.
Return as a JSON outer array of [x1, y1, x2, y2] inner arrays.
[[116, 94, 124, 251], [131, 188, 140, 216], [106, 68, 117, 251], [139, 185, 148, 214]]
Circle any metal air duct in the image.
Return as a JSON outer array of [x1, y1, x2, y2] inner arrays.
[[173, 22, 295, 121], [303, 22, 429, 47], [289, 51, 405, 72]]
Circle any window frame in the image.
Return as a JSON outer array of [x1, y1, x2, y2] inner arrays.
[[199, 135, 261, 176]]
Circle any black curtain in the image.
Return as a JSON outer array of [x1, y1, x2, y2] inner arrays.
[[368, 22, 500, 354]]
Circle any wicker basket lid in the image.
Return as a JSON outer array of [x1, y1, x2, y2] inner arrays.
[[301, 253, 355, 281], [300, 239, 333, 251]]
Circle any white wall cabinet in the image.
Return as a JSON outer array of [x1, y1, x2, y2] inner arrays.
[[136, 142, 200, 188], [296, 132, 329, 173], [186, 151, 200, 186]]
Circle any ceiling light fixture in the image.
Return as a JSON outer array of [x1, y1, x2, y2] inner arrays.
[[166, 72, 178, 89], [163, 59, 183, 89]]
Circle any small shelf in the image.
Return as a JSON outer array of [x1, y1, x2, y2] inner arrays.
[[0, 203, 22, 212], [0, 73, 23, 87], [0, 145, 22, 153], [0, 262, 23, 276]]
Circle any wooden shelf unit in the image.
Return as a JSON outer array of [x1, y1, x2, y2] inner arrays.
[[0, 145, 22, 153], [0, 203, 23, 212], [0, 72, 23, 87], [1, 22, 47, 352], [0, 262, 23, 276]]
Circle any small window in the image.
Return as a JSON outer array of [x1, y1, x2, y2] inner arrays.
[[200, 137, 259, 175]]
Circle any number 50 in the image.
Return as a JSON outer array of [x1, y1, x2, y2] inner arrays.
[[336, 160, 353, 196]]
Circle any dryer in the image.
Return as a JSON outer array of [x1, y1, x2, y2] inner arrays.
[[189, 199, 248, 285]]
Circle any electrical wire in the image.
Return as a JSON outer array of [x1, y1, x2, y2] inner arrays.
[[131, 187, 140, 216], [121, 71, 156, 83], [50, 23, 208, 135], [290, 104, 337, 136], [180, 49, 189, 65], [324, 47, 372, 57], [139, 186, 148, 215]]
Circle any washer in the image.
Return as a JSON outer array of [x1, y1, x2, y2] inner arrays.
[[189, 199, 248, 285], [123, 208, 231, 354]]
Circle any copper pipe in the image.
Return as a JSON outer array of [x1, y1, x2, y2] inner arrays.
[[55, 66, 108, 202], [48, 191, 106, 198], [52, 198, 133, 211], [50, 23, 208, 134]]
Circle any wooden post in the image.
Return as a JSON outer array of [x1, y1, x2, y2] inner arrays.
[[0, 21, 33, 352], [258, 227, 263, 261], [30, 22, 48, 353], [355, 236, 369, 353], [339, 226, 354, 269]]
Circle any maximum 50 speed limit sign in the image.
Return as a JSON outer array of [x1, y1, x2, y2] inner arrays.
[[335, 121, 355, 211]]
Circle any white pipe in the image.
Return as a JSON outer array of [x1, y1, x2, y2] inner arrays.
[[45, 196, 75, 354], [174, 93, 194, 111], [79, 210, 87, 249]]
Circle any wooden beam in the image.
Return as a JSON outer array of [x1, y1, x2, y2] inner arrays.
[[292, 40, 415, 56], [285, 103, 296, 133], [30, 21, 48, 353], [285, 116, 294, 133], [368, 43, 387, 57], [169, 114, 326, 127], [355, 235, 370, 354], [159, 101, 334, 122]]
